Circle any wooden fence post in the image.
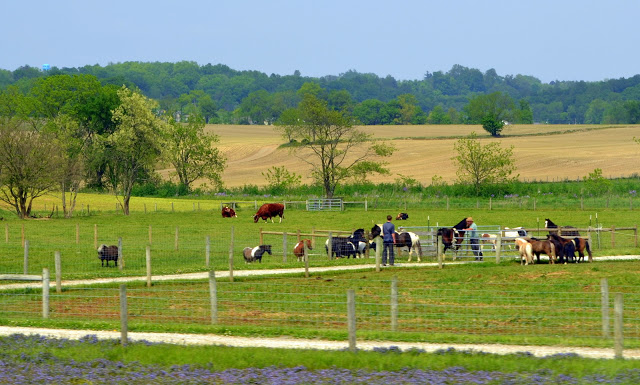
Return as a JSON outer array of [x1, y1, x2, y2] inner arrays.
[[328, 232, 333, 260], [282, 232, 288, 263], [437, 234, 443, 269], [146, 246, 152, 287], [375, 236, 382, 272], [206, 236, 211, 267], [119, 284, 128, 346], [209, 270, 218, 324], [611, 225, 616, 248], [175, 227, 179, 251], [229, 226, 234, 282], [347, 289, 356, 352], [148, 225, 152, 245], [304, 243, 309, 278], [601, 278, 610, 338], [495, 232, 502, 264], [55, 251, 62, 294], [42, 268, 49, 319], [391, 276, 398, 332], [23, 239, 29, 275], [118, 237, 123, 270], [614, 293, 624, 359]]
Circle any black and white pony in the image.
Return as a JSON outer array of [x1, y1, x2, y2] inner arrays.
[[369, 224, 422, 262], [243, 244, 272, 263]]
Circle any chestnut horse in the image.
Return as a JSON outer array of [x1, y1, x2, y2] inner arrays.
[[293, 239, 312, 262]]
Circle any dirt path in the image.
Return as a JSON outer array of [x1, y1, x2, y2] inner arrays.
[[2, 256, 640, 359]]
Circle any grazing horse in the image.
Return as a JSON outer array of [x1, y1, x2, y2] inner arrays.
[[514, 238, 534, 265], [242, 244, 272, 263], [293, 239, 312, 262], [437, 218, 468, 259], [525, 237, 557, 264], [545, 218, 580, 236]]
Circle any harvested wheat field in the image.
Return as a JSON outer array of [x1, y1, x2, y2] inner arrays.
[[203, 124, 640, 188]]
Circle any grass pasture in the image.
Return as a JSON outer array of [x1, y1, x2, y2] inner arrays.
[[1, 193, 640, 350], [0, 199, 638, 278]]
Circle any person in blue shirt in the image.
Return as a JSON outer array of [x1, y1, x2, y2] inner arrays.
[[464, 217, 483, 261], [382, 215, 397, 266]]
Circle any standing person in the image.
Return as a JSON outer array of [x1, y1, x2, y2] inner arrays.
[[465, 217, 483, 261], [382, 215, 397, 266]]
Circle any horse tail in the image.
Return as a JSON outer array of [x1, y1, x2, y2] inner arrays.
[[586, 239, 593, 262]]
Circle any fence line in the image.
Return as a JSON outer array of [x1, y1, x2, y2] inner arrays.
[[1, 276, 638, 356]]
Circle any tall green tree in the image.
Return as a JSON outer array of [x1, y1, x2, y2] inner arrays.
[[104, 87, 165, 215], [464, 92, 515, 136], [275, 94, 394, 197], [452, 132, 518, 195], [162, 114, 226, 190]]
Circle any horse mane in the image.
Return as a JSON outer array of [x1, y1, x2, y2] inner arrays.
[[453, 218, 467, 230], [545, 218, 557, 228]]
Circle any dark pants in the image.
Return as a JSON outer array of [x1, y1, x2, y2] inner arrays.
[[382, 241, 395, 265], [470, 238, 483, 260]]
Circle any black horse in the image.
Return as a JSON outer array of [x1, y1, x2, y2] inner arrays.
[[545, 218, 580, 236], [437, 218, 468, 256]]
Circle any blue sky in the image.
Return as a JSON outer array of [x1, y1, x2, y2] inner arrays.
[[2, 0, 638, 83]]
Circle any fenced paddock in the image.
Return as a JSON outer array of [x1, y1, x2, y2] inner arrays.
[[1, 275, 639, 353], [1, 218, 638, 280]]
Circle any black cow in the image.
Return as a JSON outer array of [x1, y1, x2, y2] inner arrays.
[[97, 244, 119, 267], [325, 237, 357, 259]]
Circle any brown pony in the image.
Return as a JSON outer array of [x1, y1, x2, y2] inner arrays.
[[525, 237, 557, 264], [293, 239, 312, 262]]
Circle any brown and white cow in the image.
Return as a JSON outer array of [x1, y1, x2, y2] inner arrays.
[[221, 206, 237, 218], [253, 203, 285, 223]]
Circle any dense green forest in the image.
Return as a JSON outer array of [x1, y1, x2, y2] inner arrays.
[[1, 62, 639, 125]]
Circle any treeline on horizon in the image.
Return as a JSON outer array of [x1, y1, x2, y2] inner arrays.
[[1, 62, 640, 125]]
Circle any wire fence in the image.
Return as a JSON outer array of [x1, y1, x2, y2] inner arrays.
[[1, 219, 638, 279], [1, 276, 639, 353]]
